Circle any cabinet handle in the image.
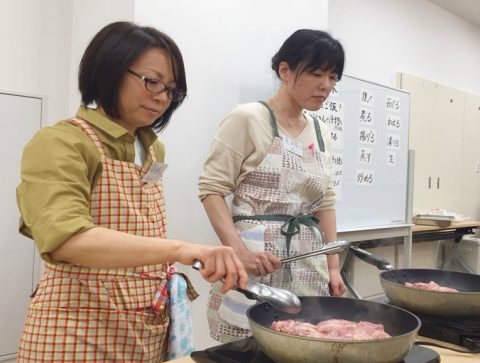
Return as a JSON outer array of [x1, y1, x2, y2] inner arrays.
[[428, 176, 431, 189], [437, 177, 440, 189]]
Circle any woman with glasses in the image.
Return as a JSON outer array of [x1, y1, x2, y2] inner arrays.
[[16, 21, 247, 362], [199, 29, 347, 343]]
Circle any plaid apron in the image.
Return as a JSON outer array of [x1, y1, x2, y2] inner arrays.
[[18, 118, 197, 362], [207, 102, 332, 342]]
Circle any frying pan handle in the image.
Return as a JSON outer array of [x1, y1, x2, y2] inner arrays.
[[340, 250, 363, 299], [349, 246, 395, 271]]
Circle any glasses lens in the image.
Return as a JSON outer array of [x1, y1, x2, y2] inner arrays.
[[146, 80, 165, 93], [142, 76, 185, 101]]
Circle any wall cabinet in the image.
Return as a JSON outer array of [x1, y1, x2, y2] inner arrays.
[[399, 73, 479, 219], [461, 93, 480, 220], [0, 91, 43, 360]]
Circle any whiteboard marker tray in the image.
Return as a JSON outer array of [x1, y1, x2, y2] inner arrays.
[[413, 215, 454, 227]]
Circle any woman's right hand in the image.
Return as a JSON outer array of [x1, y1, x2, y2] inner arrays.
[[177, 243, 248, 294], [236, 249, 282, 277]]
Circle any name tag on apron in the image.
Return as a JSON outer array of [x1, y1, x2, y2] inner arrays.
[[282, 136, 303, 157], [142, 162, 168, 183]]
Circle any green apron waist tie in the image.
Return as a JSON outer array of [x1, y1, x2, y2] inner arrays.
[[232, 213, 322, 282]]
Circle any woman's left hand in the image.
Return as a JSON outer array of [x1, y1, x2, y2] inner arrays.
[[328, 268, 347, 296]]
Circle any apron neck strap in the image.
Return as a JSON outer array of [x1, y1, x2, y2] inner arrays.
[[257, 101, 280, 138], [311, 114, 326, 153], [258, 101, 326, 153], [70, 117, 109, 157]]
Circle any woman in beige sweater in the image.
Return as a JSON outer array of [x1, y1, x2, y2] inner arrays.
[[199, 29, 347, 342]]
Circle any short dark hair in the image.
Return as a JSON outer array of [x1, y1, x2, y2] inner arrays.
[[78, 21, 186, 132], [271, 29, 345, 81]]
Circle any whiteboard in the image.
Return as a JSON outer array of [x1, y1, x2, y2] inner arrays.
[[311, 75, 410, 231]]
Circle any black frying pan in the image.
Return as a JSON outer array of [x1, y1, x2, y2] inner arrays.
[[247, 296, 420, 363], [349, 246, 480, 317]]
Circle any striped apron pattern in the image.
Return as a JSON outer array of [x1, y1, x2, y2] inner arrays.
[[207, 102, 333, 342], [17, 118, 196, 362]]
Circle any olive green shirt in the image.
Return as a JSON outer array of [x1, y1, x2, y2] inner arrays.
[[16, 106, 165, 263]]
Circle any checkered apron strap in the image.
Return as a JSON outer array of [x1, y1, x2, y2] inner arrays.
[[69, 117, 108, 157], [148, 144, 158, 162]]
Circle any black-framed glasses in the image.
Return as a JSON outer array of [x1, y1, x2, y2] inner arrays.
[[127, 69, 186, 102]]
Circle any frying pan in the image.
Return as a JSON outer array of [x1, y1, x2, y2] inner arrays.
[[349, 246, 480, 317], [247, 296, 421, 363]]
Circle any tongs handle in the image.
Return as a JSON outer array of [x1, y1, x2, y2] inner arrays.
[[349, 246, 395, 271], [281, 240, 350, 264], [192, 259, 301, 314], [192, 260, 256, 298], [192, 260, 204, 270]]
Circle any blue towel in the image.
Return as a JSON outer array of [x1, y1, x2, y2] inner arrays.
[[167, 273, 195, 360]]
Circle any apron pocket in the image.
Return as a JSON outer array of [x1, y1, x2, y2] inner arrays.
[[21, 306, 169, 362]]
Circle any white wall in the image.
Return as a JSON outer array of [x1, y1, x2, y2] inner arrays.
[[135, 0, 330, 349], [67, 0, 135, 114], [328, 0, 480, 94], [0, 0, 73, 125], [0, 0, 136, 126]]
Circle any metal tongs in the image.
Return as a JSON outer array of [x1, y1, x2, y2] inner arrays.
[[281, 240, 349, 264], [192, 240, 349, 315], [192, 259, 302, 314]]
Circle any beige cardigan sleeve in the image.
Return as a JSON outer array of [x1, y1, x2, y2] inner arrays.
[[199, 103, 273, 200]]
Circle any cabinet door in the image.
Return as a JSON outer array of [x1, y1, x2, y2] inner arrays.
[[461, 93, 480, 220], [431, 85, 464, 212], [399, 74, 437, 214], [0, 92, 42, 358], [400, 74, 465, 215]]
